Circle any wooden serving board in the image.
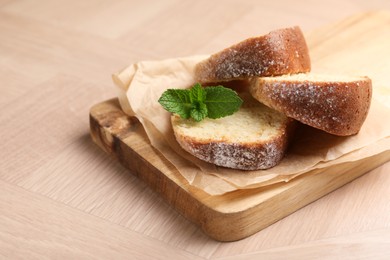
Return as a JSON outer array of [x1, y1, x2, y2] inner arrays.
[[90, 12, 390, 241]]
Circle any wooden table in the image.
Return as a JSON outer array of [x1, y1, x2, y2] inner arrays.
[[1, 0, 390, 258]]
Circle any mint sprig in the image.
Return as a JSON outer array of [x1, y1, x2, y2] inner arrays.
[[158, 83, 243, 122]]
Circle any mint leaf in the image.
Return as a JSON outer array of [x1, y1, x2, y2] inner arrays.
[[158, 83, 242, 121], [158, 89, 192, 119], [189, 83, 206, 104], [189, 83, 207, 121], [204, 86, 243, 119], [191, 102, 208, 122]]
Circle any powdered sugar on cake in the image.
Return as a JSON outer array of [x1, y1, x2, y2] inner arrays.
[[180, 138, 283, 171], [250, 74, 372, 136], [264, 80, 349, 129], [194, 26, 311, 83]]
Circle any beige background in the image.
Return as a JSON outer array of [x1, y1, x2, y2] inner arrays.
[[1, 0, 390, 259]]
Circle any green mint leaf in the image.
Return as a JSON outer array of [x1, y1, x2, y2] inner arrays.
[[190, 102, 208, 122], [158, 83, 242, 121], [189, 83, 207, 121], [189, 83, 206, 104], [158, 89, 192, 119], [204, 86, 243, 119]]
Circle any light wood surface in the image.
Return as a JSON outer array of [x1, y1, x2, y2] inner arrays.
[[1, 0, 390, 258]]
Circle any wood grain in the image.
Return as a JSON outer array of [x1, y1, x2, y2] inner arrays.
[[219, 228, 390, 260], [1, 0, 390, 258], [0, 179, 202, 260]]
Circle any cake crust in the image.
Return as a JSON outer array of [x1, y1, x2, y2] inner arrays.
[[195, 26, 311, 83], [249, 74, 372, 136]]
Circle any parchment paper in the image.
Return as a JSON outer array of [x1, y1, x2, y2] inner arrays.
[[112, 55, 390, 195]]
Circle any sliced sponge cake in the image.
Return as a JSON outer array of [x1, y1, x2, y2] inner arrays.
[[249, 73, 372, 136], [171, 95, 295, 170], [195, 26, 311, 83]]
